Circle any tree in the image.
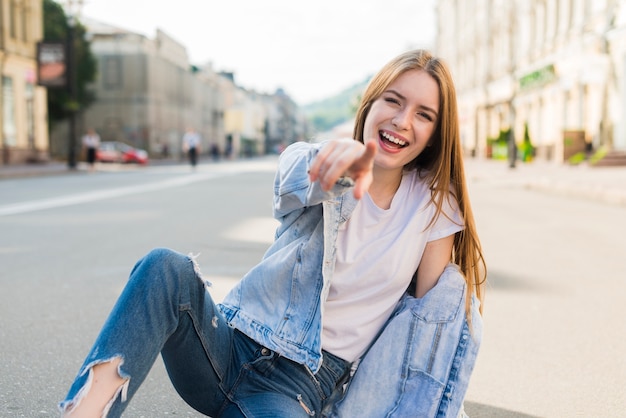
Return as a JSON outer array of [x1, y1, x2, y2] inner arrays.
[[42, 0, 97, 128]]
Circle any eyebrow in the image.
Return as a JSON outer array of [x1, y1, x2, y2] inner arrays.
[[386, 89, 439, 118]]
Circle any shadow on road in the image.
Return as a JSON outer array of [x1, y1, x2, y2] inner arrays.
[[485, 268, 543, 292], [465, 401, 544, 417]]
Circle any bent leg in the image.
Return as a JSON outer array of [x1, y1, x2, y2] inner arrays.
[[160, 258, 237, 415], [59, 248, 234, 417]]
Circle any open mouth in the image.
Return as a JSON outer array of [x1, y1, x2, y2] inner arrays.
[[380, 131, 408, 148]]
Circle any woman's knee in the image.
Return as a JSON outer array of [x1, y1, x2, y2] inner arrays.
[[123, 248, 206, 303], [133, 248, 197, 281], [140, 247, 188, 270]]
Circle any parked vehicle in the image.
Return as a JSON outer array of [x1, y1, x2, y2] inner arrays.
[[96, 141, 149, 165]]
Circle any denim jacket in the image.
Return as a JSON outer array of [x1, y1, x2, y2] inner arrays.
[[220, 140, 355, 373], [326, 263, 482, 418], [219, 142, 482, 416]]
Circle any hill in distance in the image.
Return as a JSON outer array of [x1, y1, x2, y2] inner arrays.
[[302, 77, 370, 135]]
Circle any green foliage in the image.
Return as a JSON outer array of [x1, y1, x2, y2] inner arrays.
[[486, 124, 535, 162], [523, 123, 531, 144], [568, 152, 586, 165], [486, 129, 510, 160], [43, 0, 67, 40], [308, 113, 347, 133], [43, 0, 97, 127], [520, 123, 534, 162], [589, 146, 608, 165], [302, 77, 369, 134]]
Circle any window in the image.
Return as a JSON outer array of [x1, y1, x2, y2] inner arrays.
[[26, 83, 34, 148], [9, 1, 16, 39], [22, 0, 29, 41], [103, 57, 123, 89], [2, 76, 17, 146]]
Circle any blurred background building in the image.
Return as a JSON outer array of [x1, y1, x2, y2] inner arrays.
[[0, 0, 49, 165], [437, 0, 626, 164], [0, 0, 307, 166], [52, 19, 227, 161], [50, 17, 306, 161], [4, 0, 626, 166]]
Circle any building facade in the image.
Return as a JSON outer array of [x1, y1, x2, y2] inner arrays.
[[0, 0, 48, 165], [437, 0, 626, 163], [50, 18, 307, 162], [263, 88, 308, 154], [219, 72, 266, 159], [48, 21, 226, 160]]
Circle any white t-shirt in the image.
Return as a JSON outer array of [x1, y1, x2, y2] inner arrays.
[[182, 131, 200, 149], [82, 133, 100, 148], [321, 170, 464, 362]]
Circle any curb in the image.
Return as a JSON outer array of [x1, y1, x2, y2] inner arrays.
[[465, 159, 626, 208]]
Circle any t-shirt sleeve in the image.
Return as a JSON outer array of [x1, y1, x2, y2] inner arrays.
[[428, 192, 464, 242]]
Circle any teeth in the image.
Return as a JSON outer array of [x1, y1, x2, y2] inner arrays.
[[381, 131, 406, 146]]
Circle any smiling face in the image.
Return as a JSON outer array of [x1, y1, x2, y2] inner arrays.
[[362, 69, 440, 174]]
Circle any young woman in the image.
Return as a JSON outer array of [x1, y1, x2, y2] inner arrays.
[[60, 49, 486, 418]]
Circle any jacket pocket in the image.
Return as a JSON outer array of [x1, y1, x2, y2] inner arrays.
[[391, 368, 445, 417]]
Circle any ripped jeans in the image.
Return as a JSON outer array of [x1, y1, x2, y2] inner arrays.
[[59, 248, 351, 417]]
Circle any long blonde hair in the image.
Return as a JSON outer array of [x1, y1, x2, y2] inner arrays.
[[353, 49, 486, 317]]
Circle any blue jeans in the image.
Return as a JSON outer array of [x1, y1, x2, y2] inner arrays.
[[59, 248, 351, 417]]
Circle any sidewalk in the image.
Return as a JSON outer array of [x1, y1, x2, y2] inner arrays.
[[464, 158, 626, 207], [0, 158, 182, 179], [0, 160, 74, 179], [2, 158, 626, 207]]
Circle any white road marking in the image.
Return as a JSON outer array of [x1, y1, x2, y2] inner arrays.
[[0, 172, 227, 217], [1, 159, 279, 217]]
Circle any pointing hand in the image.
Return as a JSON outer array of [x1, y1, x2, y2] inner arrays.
[[309, 139, 377, 199]]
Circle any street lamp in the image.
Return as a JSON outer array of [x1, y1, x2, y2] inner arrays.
[[63, 0, 84, 169]]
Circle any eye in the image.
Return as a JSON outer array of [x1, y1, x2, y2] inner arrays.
[[383, 97, 400, 105], [417, 111, 433, 122]]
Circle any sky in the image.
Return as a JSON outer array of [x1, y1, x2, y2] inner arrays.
[[76, 0, 437, 105]]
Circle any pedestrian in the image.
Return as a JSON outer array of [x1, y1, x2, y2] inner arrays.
[[181, 127, 201, 168], [81, 128, 101, 172], [162, 143, 169, 158], [210, 142, 220, 161], [507, 127, 517, 169], [59, 49, 486, 418], [225, 135, 233, 159]]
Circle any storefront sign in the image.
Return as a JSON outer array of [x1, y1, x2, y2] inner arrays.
[[36, 42, 67, 88], [519, 64, 556, 91]]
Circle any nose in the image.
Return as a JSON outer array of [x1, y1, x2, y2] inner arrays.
[[391, 108, 411, 130]]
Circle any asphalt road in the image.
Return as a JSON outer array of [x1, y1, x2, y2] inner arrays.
[[464, 167, 626, 417], [1, 157, 625, 417], [1, 160, 279, 417]]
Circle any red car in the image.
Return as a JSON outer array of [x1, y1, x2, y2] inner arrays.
[[97, 141, 149, 165]]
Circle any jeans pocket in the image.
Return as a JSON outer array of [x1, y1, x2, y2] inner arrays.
[[232, 348, 324, 417], [245, 346, 277, 376]]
